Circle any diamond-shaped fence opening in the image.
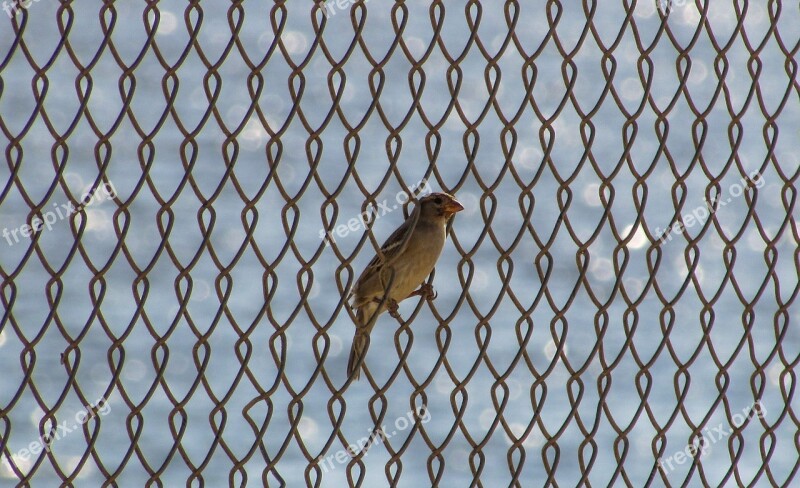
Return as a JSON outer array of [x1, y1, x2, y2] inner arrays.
[[1, 1, 798, 486]]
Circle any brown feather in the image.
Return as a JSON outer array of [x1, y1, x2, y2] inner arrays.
[[346, 192, 463, 380]]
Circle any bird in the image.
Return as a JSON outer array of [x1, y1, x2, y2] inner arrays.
[[346, 192, 464, 380]]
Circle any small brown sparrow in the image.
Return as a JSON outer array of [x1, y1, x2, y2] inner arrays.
[[347, 192, 464, 380]]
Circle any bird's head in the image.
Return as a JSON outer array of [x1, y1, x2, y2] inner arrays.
[[418, 192, 464, 219]]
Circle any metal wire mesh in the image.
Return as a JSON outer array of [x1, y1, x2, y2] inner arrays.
[[1, 0, 798, 486]]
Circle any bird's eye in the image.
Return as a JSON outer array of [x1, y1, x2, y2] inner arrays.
[[434, 197, 442, 204]]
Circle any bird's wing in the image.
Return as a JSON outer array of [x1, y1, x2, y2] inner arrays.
[[367, 204, 420, 269], [349, 203, 421, 302]]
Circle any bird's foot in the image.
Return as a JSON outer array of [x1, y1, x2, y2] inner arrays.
[[371, 296, 402, 319], [387, 299, 401, 319], [409, 283, 437, 301]]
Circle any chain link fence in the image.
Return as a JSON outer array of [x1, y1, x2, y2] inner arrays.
[[1, 0, 798, 486]]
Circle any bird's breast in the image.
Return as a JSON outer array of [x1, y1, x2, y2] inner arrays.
[[383, 222, 446, 300]]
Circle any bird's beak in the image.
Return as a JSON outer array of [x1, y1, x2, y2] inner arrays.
[[443, 199, 464, 216]]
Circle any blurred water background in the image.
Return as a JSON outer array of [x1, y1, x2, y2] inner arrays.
[[0, 1, 798, 486]]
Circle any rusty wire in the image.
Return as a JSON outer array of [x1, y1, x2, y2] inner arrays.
[[0, 0, 798, 486]]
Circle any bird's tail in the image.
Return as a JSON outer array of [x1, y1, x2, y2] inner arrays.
[[347, 333, 368, 380], [347, 303, 377, 380]]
